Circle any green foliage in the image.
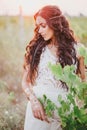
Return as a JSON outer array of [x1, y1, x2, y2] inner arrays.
[[39, 60, 87, 129], [0, 77, 26, 130], [0, 90, 26, 130], [77, 44, 87, 65], [8, 92, 15, 102], [0, 79, 8, 91], [0, 16, 34, 130], [68, 17, 87, 45], [38, 95, 57, 117]]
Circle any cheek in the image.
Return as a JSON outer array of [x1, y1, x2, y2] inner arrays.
[[43, 26, 54, 40], [47, 29, 54, 39]]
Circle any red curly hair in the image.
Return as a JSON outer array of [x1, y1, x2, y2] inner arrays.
[[24, 5, 78, 85]]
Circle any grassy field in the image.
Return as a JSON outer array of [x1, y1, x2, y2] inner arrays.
[[0, 15, 87, 130], [68, 16, 87, 44]]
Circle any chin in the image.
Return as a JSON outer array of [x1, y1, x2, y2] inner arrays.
[[43, 37, 50, 41]]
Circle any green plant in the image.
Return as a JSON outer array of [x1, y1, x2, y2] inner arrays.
[[39, 46, 87, 130], [77, 44, 87, 65], [39, 64, 87, 129]]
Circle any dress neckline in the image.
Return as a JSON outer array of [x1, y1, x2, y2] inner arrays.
[[46, 46, 57, 60]]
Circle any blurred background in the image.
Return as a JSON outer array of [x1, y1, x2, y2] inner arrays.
[[0, 0, 87, 130]]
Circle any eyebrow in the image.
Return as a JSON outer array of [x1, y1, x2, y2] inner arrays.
[[35, 22, 46, 26]]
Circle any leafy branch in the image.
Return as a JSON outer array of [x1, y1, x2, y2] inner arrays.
[[39, 61, 87, 129]]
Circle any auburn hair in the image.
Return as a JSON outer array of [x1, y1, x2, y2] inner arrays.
[[24, 5, 78, 85]]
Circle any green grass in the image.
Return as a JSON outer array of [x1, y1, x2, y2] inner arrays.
[[0, 16, 34, 89], [68, 16, 87, 45]]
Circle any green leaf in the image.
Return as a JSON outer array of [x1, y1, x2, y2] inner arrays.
[[77, 45, 87, 65], [78, 46, 86, 56], [43, 94, 47, 101], [58, 95, 62, 102], [48, 62, 63, 80], [67, 93, 75, 105]]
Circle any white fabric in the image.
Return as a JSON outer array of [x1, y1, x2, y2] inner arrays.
[[24, 46, 67, 130]]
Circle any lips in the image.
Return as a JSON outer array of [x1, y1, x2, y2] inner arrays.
[[41, 34, 45, 38]]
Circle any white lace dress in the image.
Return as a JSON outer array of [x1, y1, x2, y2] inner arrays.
[[24, 46, 68, 130]]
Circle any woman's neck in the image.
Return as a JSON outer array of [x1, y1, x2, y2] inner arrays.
[[47, 39, 58, 58], [47, 38, 58, 48]]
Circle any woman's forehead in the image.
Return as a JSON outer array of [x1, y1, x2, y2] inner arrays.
[[35, 16, 46, 25]]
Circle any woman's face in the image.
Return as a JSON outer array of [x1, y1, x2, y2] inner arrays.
[[35, 16, 54, 41]]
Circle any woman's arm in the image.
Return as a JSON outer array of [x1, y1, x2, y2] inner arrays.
[[21, 69, 35, 100], [22, 69, 49, 122]]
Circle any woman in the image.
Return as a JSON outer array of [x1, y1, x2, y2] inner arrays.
[[22, 5, 78, 130]]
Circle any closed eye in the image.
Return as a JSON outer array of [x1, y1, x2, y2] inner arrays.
[[40, 23, 46, 28], [35, 23, 46, 29]]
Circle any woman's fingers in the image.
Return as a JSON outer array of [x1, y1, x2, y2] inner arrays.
[[34, 111, 38, 118], [40, 110, 45, 120], [40, 110, 49, 123], [31, 100, 49, 122], [37, 111, 42, 120], [33, 108, 45, 120], [44, 116, 50, 123], [33, 110, 49, 123], [34, 110, 44, 120]]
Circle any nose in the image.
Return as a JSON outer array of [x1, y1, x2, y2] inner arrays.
[[38, 26, 43, 34]]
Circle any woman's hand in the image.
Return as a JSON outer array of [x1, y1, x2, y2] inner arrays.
[[30, 95, 49, 122]]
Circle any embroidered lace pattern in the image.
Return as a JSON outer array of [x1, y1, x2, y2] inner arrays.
[[35, 46, 63, 90]]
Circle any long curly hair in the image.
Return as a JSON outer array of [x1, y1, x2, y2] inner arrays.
[[24, 5, 78, 85]]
